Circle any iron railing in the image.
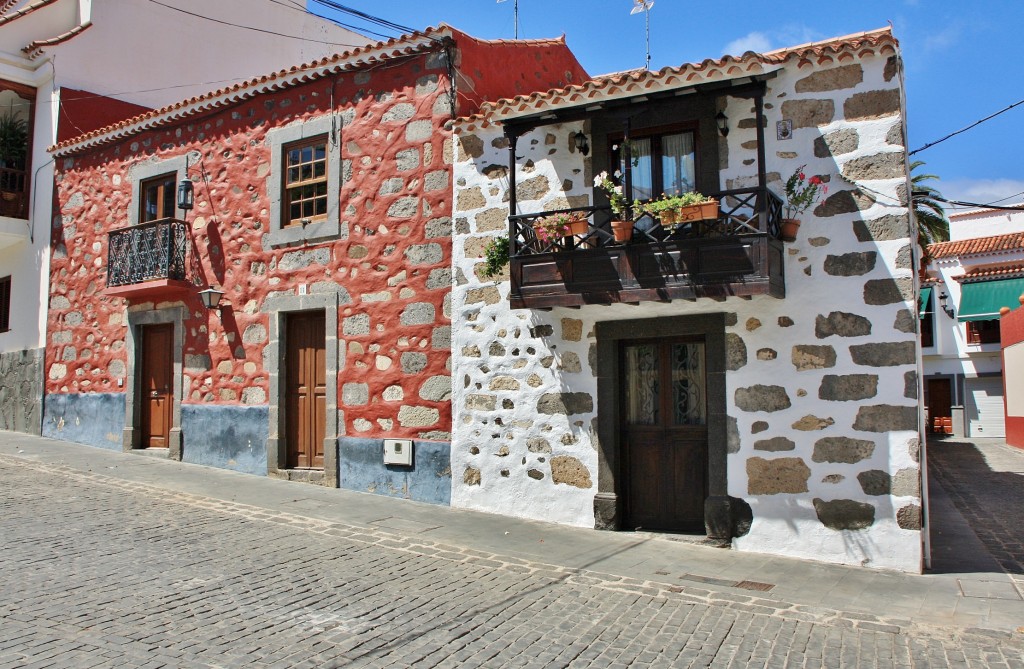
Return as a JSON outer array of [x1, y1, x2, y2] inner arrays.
[[106, 218, 189, 287], [0, 166, 27, 219], [509, 186, 785, 257]]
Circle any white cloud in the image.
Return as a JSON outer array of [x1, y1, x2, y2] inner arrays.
[[923, 26, 960, 52], [722, 25, 824, 57], [939, 178, 1024, 210], [723, 31, 773, 56]]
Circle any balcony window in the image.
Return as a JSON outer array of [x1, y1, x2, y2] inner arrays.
[[0, 83, 34, 220], [612, 127, 696, 201], [140, 173, 177, 222], [283, 137, 328, 228], [966, 319, 1000, 345]]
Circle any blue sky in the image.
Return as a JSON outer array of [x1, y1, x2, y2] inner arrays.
[[310, 0, 1024, 211]]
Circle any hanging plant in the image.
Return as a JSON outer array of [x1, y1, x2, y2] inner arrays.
[[0, 111, 28, 169], [480, 235, 510, 279]]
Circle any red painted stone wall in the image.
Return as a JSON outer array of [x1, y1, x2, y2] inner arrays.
[[48, 53, 456, 440], [1001, 308, 1024, 449]]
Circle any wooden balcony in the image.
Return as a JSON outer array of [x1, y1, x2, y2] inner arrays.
[[104, 218, 193, 298], [509, 187, 785, 309], [0, 166, 27, 220]]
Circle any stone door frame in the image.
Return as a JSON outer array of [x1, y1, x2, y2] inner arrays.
[[593, 312, 735, 539], [262, 290, 341, 487], [124, 305, 185, 459]]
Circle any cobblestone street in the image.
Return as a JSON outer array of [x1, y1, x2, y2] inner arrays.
[[1, 448, 1022, 669]]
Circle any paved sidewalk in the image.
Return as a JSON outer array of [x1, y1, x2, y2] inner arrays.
[[1, 430, 1022, 643]]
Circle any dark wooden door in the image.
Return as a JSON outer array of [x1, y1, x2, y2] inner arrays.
[[927, 378, 953, 434], [140, 323, 173, 448], [285, 312, 326, 469], [622, 338, 708, 532]]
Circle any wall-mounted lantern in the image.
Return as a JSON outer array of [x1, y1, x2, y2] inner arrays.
[[573, 130, 590, 156], [939, 291, 956, 319], [715, 111, 729, 137], [198, 286, 225, 311], [177, 177, 194, 211]]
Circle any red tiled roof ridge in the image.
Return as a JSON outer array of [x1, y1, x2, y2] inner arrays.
[[0, 0, 57, 27], [955, 263, 1024, 282], [23, 19, 91, 57], [948, 203, 1024, 219], [928, 231, 1024, 259], [459, 26, 896, 126], [49, 24, 457, 155]]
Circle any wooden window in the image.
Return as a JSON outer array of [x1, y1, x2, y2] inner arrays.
[[283, 137, 328, 228], [966, 319, 1000, 345], [140, 173, 176, 223], [610, 125, 697, 202], [0, 276, 10, 333]]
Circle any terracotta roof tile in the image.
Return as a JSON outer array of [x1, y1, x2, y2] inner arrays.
[[955, 263, 1024, 283], [0, 0, 56, 27], [456, 27, 897, 129], [927, 232, 1024, 259], [948, 203, 1024, 219]]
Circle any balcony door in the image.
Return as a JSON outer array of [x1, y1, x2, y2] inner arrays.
[[621, 337, 708, 532], [285, 312, 326, 469], [140, 323, 174, 449]]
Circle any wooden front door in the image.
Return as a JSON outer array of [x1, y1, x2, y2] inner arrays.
[[140, 323, 173, 448], [285, 312, 326, 469], [927, 378, 953, 434], [622, 338, 708, 532]]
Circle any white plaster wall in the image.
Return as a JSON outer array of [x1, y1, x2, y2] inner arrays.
[[451, 49, 923, 572], [948, 208, 1024, 241]]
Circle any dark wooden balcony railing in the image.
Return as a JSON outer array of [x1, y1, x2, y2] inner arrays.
[[107, 218, 189, 288], [508, 187, 786, 309], [0, 166, 27, 219]]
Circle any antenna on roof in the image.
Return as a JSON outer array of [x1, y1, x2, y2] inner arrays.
[[630, 0, 654, 70], [497, 0, 519, 39]]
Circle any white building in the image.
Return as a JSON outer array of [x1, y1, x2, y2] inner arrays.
[[921, 205, 1024, 438], [0, 0, 365, 433]]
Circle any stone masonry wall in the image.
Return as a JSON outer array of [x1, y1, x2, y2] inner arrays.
[[48, 53, 454, 444], [0, 348, 43, 434], [451, 48, 923, 571]]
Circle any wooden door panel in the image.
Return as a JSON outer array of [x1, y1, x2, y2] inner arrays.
[[140, 324, 173, 448], [285, 312, 326, 469], [622, 339, 708, 532]]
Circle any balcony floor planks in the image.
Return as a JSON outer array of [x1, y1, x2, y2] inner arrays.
[[509, 234, 784, 309]]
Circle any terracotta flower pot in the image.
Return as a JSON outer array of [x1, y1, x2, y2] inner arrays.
[[659, 200, 720, 227], [610, 220, 633, 242], [781, 217, 801, 242]]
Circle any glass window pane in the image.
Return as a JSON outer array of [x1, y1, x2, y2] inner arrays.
[[314, 161, 326, 178], [624, 344, 658, 425], [287, 148, 301, 166], [301, 146, 312, 162], [314, 145, 326, 161], [289, 202, 301, 221], [621, 138, 653, 201], [671, 342, 706, 426], [662, 132, 696, 195]]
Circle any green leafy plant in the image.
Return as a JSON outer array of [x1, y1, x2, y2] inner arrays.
[[642, 191, 714, 215], [783, 165, 827, 218], [480, 235, 510, 279], [593, 170, 634, 218], [0, 111, 27, 169]]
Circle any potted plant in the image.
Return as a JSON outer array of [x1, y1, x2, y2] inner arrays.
[[593, 170, 635, 242], [532, 211, 589, 245], [480, 235, 510, 279], [644, 191, 719, 227], [781, 165, 828, 242], [0, 110, 27, 199]]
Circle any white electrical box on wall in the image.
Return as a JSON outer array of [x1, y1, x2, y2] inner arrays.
[[383, 439, 413, 466]]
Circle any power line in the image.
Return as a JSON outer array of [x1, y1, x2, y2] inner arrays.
[[934, 195, 1024, 212], [144, 0, 367, 48], [264, 0, 395, 40], [307, 0, 426, 38], [909, 98, 1024, 156]]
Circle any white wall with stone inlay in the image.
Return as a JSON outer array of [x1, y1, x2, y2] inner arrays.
[[451, 47, 924, 572]]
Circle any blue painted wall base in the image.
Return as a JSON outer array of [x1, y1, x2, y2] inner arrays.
[[42, 393, 125, 450], [181, 404, 268, 476], [339, 437, 451, 505]]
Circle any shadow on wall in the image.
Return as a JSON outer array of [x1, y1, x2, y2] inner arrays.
[[41, 392, 125, 450]]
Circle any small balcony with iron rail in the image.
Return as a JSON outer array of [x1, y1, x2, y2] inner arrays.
[[104, 218, 194, 299]]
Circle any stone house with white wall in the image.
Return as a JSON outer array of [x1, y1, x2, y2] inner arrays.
[[450, 28, 926, 571]]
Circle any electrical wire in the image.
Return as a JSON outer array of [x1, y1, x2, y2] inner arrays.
[[144, 0, 367, 48], [933, 195, 1024, 212], [909, 98, 1024, 156], [307, 0, 442, 42], [263, 0, 395, 39]]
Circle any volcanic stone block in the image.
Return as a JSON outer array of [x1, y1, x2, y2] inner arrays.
[[824, 252, 877, 277], [754, 437, 796, 452], [746, 457, 810, 495], [726, 333, 748, 371], [551, 456, 592, 489], [813, 437, 875, 463], [853, 405, 917, 432], [849, 342, 915, 367], [792, 345, 837, 370], [795, 64, 863, 93], [857, 470, 891, 496], [813, 498, 876, 530], [537, 392, 593, 415], [818, 374, 878, 401], [815, 312, 872, 338], [734, 385, 791, 413]]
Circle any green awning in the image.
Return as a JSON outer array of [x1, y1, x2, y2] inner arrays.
[[957, 278, 1024, 322], [918, 286, 932, 319]]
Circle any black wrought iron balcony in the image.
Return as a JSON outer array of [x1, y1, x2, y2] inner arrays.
[[106, 218, 189, 290], [0, 166, 27, 219], [508, 186, 786, 309]]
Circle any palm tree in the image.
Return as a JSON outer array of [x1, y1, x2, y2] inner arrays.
[[911, 160, 949, 254]]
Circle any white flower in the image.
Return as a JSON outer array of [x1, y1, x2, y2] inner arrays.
[[613, 169, 622, 179], [613, 186, 622, 195]]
